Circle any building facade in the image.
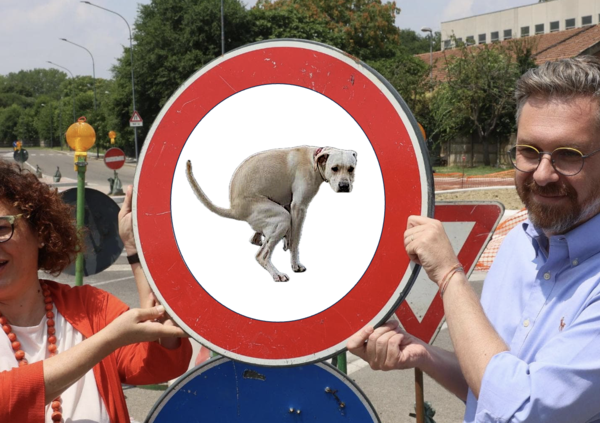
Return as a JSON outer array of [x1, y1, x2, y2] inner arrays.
[[441, 0, 600, 49]]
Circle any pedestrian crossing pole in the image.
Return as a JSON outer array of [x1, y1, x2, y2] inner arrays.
[[65, 117, 96, 286]]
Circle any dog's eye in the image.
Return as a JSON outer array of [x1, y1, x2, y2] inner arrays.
[[348, 167, 354, 173], [332, 166, 339, 172]]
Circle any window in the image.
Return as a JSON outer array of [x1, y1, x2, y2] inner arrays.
[[444, 39, 452, 49], [550, 21, 559, 32], [504, 29, 512, 40], [535, 24, 545, 35], [565, 18, 576, 29], [491, 31, 499, 42], [582, 15, 592, 26], [466, 35, 475, 45], [478, 33, 486, 44], [456, 37, 463, 46], [521, 26, 530, 37]]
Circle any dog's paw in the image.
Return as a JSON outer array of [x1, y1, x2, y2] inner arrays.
[[292, 263, 306, 273], [273, 273, 289, 282], [273, 273, 290, 282]]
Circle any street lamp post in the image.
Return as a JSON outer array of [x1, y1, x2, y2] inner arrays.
[[47, 61, 76, 123], [421, 27, 434, 86], [41, 104, 54, 148], [60, 38, 99, 158], [81, 1, 139, 162]]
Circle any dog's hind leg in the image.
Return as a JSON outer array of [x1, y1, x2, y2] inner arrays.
[[248, 200, 291, 282]]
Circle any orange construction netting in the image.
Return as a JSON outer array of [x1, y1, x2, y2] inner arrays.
[[475, 208, 528, 271], [434, 169, 516, 190]]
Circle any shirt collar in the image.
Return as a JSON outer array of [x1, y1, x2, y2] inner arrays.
[[521, 212, 600, 264]]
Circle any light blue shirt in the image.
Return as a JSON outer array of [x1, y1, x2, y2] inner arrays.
[[464, 212, 600, 422]]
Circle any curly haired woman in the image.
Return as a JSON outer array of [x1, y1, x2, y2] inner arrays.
[[0, 159, 191, 422]]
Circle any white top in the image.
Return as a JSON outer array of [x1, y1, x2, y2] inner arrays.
[[0, 306, 109, 423]]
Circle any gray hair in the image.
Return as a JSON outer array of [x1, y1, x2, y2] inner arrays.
[[515, 55, 600, 124]]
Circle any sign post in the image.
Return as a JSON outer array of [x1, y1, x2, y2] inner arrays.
[[65, 117, 96, 286], [104, 147, 126, 195]]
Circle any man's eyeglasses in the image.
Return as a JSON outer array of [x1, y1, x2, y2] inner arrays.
[[0, 214, 23, 243], [507, 145, 600, 176]]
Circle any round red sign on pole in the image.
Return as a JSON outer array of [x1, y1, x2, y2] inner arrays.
[[104, 147, 126, 170], [134, 40, 433, 366]]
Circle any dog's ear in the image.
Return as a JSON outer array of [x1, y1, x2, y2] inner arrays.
[[314, 147, 332, 171]]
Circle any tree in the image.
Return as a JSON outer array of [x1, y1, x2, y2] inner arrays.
[[253, 0, 401, 60], [398, 29, 441, 55], [430, 39, 536, 166], [111, 0, 251, 155], [367, 48, 431, 127], [0, 105, 23, 143]]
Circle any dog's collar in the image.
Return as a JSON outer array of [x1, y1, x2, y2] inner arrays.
[[314, 148, 329, 183]]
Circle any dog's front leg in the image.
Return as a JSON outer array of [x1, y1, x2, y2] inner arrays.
[[290, 201, 307, 273]]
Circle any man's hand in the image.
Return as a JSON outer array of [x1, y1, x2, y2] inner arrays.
[[118, 185, 137, 256], [404, 216, 460, 286], [347, 320, 428, 371]]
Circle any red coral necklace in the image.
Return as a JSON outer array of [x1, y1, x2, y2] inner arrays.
[[0, 281, 62, 422]]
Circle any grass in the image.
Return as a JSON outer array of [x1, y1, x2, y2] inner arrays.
[[433, 165, 510, 176]]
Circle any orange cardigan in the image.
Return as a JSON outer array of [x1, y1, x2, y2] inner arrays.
[[0, 281, 192, 422]]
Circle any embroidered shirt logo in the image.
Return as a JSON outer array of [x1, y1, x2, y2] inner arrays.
[[559, 317, 566, 332]]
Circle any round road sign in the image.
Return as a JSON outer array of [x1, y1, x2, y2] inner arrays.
[[134, 39, 433, 366], [104, 147, 126, 170], [146, 357, 380, 422], [61, 188, 124, 276], [14, 149, 28, 164]]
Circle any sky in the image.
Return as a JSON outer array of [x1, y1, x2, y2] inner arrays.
[[0, 0, 539, 80]]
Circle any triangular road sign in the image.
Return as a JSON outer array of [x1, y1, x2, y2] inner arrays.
[[130, 111, 143, 127], [395, 201, 504, 344]]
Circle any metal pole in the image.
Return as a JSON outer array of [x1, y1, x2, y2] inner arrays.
[[81, 1, 138, 162], [59, 99, 63, 150], [415, 368, 425, 423], [75, 155, 86, 286], [429, 35, 433, 83], [221, 0, 225, 55], [336, 352, 347, 374], [47, 61, 76, 122]]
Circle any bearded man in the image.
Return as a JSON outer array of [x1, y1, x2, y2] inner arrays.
[[348, 56, 600, 422]]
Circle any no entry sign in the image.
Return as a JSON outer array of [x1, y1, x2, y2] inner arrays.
[[134, 40, 433, 365], [104, 147, 126, 170]]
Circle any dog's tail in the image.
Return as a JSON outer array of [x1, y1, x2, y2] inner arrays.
[[186, 160, 238, 220]]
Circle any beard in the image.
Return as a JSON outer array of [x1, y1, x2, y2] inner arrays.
[[517, 177, 600, 234]]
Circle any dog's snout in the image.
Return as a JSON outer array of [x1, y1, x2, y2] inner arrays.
[[338, 181, 350, 192]]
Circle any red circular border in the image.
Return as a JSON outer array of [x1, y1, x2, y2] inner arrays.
[[136, 43, 426, 363]]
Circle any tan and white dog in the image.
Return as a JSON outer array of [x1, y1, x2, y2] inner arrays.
[[186, 146, 357, 282]]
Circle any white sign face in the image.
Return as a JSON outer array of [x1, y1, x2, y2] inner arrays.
[[171, 84, 385, 322]]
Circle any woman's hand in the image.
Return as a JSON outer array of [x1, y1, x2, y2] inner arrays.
[[404, 216, 460, 286], [106, 305, 187, 351], [347, 320, 429, 371], [118, 185, 137, 256]]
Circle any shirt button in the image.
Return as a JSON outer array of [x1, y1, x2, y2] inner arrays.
[[524, 319, 530, 327], [573, 259, 579, 266], [544, 272, 551, 280]]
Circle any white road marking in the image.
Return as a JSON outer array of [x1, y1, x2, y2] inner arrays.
[[90, 275, 134, 287]]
